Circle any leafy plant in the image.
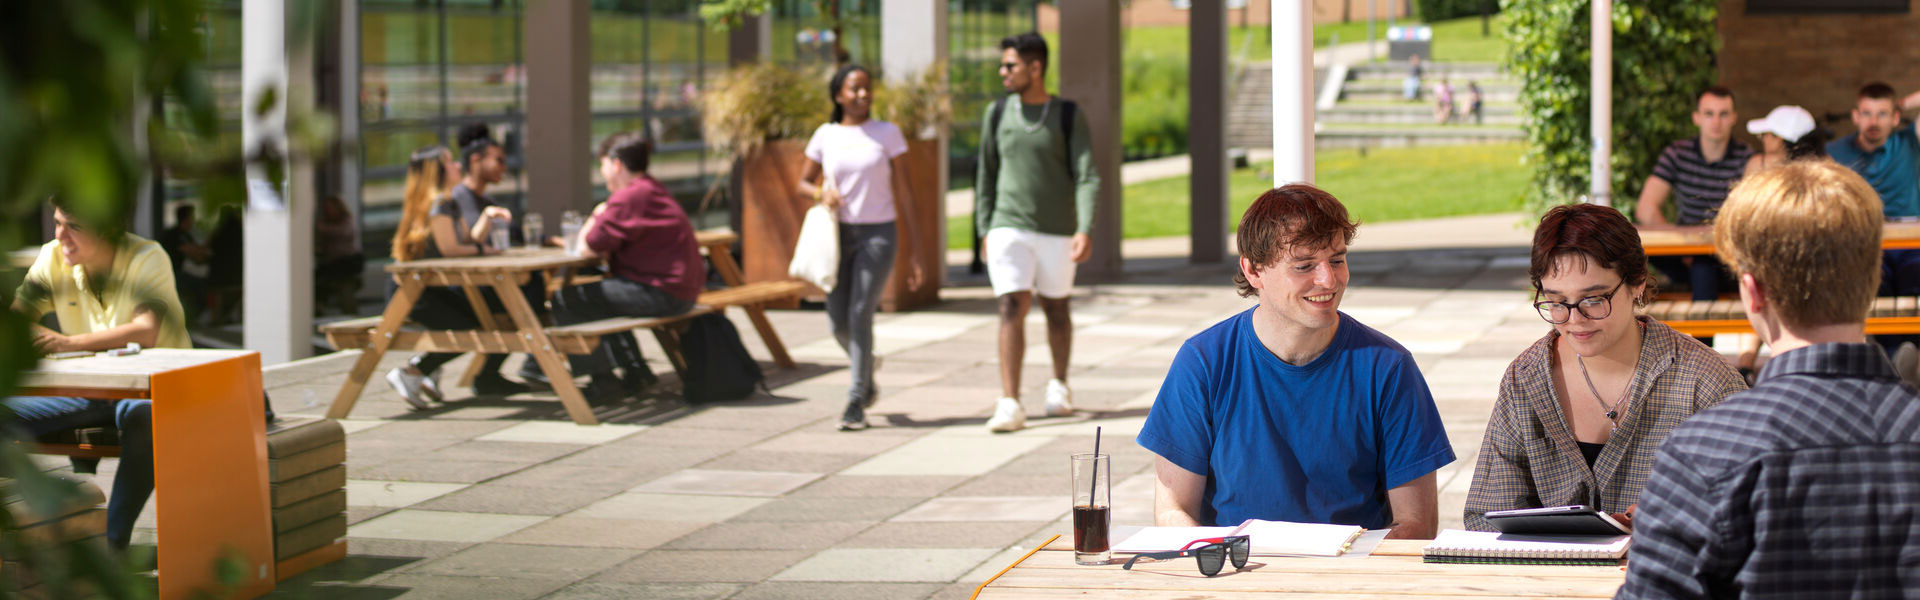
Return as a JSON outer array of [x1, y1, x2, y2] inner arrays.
[[1419, 0, 1499, 22], [699, 62, 831, 157], [1504, 0, 1719, 217], [701, 0, 851, 64], [875, 61, 954, 141]]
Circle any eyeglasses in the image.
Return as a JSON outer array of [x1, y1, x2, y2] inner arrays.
[[1533, 280, 1626, 324], [1122, 535, 1249, 577], [998, 62, 1020, 72]]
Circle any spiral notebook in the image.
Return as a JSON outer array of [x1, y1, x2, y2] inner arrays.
[[1421, 529, 1629, 566]]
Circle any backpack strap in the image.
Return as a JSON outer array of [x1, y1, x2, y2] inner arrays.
[[1058, 99, 1078, 183], [971, 96, 1010, 275]]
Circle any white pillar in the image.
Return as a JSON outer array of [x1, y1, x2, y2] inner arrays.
[[243, 0, 314, 364], [882, 0, 949, 283], [1273, 0, 1314, 186], [1589, 0, 1612, 206]]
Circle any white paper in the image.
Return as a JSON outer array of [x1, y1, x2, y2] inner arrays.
[[1234, 519, 1365, 557], [1111, 526, 1238, 553]]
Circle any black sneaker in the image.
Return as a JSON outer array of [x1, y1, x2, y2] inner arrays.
[[473, 373, 531, 397], [621, 368, 659, 397], [838, 401, 868, 431], [582, 376, 628, 406], [517, 359, 553, 390]]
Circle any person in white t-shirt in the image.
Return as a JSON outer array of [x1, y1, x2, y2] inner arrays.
[[797, 64, 924, 432]]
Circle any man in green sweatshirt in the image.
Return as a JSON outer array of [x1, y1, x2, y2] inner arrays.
[[975, 32, 1100, 433]]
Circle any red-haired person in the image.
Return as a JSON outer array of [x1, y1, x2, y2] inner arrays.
[[1463, 204, 1745, 532], [1136, 184, 1454, 538]]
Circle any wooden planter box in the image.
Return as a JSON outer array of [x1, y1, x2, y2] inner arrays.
[[739, 138, 944, 312]]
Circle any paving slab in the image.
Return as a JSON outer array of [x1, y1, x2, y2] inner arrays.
[[349, 458, 530, 484], [543, 582, 745, 600], [698, 450, 870, 474], [348, 509, 549, 543], [770, 548, 999, 583], [891, 496, 1066, 523], [731, 497, 922, 523], [475, 421, 648, 444], [411, 543, 641, 581], [411, 483, 615, 516], [346, 480, 470, 509], [839, 521, 1047, 550], [662, 521, 873, 552], [595, 550, 813, 584], [575, 492, 771, 522], [841, 432, 1056, 476], [355, 574, 566, 599], [500, 517, 706, 549], [633, 469, 823, 497], [730, 582, 947, 600], [785, 475, 967, 499]]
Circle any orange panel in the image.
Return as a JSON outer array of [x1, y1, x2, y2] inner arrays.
[[150, 353, 275, 599]]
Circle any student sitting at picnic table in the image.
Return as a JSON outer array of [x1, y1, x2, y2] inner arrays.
[[1621, 159, 1920, 598], [6, 198, 189, 549], [548, 132, 704, 404], [1462, 204, 1746, 532], [383, 144, 530, 409], [1137, 184, 1454, 538]]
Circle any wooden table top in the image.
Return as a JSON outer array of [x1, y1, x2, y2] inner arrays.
[[9, 247, 37, 268], [383, 230, 738, 275], [973, 537, 1626, 599], [21, 348, 256, 392], [1639, 221, 1920, 256]]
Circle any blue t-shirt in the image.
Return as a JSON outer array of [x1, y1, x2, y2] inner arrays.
[[1136, 308, 1455, 529], [1828, 122, 1920, 219]]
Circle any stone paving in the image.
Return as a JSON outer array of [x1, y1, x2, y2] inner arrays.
[[69, 214, 1745, 599]]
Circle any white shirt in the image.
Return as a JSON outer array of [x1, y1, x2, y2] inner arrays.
[[804, 120, 910, 224]]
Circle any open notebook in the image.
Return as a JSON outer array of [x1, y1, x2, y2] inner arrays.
[[1422, 529, 1630, 566], [1112, 520, 1365, 557]]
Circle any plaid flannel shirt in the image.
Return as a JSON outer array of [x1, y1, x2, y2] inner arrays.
[[1619, 343, 1920, 599], [1464, 317, 1746, 531]]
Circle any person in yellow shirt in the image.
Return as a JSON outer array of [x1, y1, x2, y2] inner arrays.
[[7, 199, 188, 549]]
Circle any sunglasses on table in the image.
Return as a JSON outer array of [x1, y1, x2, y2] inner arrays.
[[1121, 535, 1250, 577]]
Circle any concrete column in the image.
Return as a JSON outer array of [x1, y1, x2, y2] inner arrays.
[[1190, 0, 1229, 264], [1272, 0, 1314, 186], [882, 0, 949, 242], [524, 0, 591, 218], [1589, 0, 1612, 206], [243, 0, 315, 364], [729, 14, 771, 65], [337, 0, 362, 221], [1059, 1, 1123, 278]]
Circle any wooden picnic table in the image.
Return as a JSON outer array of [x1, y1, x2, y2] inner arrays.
[[21, 349, 278, 599], [9, 247, 37, 268], [1638, 221, 1920, 256], [324, 230, 798, 426], [972, 535, 1625, 599]]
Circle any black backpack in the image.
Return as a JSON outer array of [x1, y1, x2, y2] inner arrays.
[[679, 313, 764, 404]]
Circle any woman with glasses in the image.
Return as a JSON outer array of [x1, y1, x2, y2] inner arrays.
[[1463, 203, 1746, 531]]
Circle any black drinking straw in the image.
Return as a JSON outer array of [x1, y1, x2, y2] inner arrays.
[[1088, 426, 1102, 505]]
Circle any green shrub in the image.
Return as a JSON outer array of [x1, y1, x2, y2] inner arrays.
[[1120, 55, 1189, 158], [1504, 0, 1718, 218], [1418, 0, 1499, 22]]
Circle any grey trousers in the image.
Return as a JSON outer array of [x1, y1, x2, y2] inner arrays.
[[828, 222, 897, 406]]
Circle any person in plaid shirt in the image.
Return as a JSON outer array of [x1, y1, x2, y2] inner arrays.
[[1620, 160, 1920, 598], [1463, 204, 1745, 532]]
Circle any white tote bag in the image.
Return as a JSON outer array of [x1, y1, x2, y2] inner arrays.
[[788, 181, 840, 292]]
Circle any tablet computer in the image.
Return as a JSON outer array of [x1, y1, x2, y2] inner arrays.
[[1484, 505, 1630, 536]]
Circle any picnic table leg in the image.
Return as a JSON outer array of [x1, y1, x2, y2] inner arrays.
[[651, 325, 690, 381], [456, 279, 503, 388], [738, 304, 797, 369], [487, 274, 599, 425], [329, 277, 424, 419]]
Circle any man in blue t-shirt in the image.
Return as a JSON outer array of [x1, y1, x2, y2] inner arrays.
[[1136, 184, 1454, 538]]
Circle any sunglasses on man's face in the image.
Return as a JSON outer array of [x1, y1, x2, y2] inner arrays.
[[1121, 535, 1250, 577]]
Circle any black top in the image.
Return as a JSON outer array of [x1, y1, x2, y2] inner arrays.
[[1576, 441, 1605, 468]]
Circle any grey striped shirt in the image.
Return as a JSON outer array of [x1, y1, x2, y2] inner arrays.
[[1618, 343, 1920, 599], [1649, 138, 1753, 225]]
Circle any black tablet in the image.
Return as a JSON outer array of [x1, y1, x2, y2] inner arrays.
[[1485, 505, 1630, 536]]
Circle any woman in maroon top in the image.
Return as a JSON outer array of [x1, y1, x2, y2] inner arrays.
[[551, 132, 705, 403]]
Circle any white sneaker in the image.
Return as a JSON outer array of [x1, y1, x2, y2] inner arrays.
[[418, 370, 444, 403], [385, 367, 432, 411], [985, 397, 1026, 433], [1045, 379, 1074, 417]]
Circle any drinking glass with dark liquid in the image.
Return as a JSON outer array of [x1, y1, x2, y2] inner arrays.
[[1071, 453, 1110, 565]]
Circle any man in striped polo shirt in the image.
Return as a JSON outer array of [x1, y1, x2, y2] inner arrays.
[[1636, 86, 1752, 302]]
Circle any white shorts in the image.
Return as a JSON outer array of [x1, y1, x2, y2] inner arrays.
[[985, 227, 1077, 298]]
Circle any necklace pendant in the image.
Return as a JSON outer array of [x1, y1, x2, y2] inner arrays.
[[1606, 410, 1618, 420]]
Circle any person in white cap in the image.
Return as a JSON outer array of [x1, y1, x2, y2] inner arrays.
[[1743, 105, 1826, 177]]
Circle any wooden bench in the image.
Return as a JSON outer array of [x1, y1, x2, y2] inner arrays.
[[1643, 297, 1920, 336], [320, 229, 806, 391]]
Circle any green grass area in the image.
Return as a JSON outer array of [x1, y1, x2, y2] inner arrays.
[[946, 142, 1527, 248]]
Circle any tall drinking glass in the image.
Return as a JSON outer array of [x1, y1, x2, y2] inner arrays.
[[1071, 453, 1111, 565], [489, 217, 510, 252], [560, 210, 582, 256], [523, 213, 543, 248]]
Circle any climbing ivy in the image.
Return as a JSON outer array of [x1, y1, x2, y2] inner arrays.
[[1504, 0, 1719, 218]]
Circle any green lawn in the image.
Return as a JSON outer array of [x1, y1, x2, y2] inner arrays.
[[1122, 13, 1511, 66], [947, 142, 1527, 248]]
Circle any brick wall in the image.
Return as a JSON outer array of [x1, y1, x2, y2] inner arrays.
[[1717, 0, 1920, 143], [1036, 0, 1410, 31]]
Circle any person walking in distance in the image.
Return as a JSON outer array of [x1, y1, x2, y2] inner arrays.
[[975, 32, 1100, 433], [797, 64, 925, 432]]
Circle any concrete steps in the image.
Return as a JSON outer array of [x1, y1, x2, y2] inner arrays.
[[1320, 103, 1521, 125], [1315, 126, 1523, 148]]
